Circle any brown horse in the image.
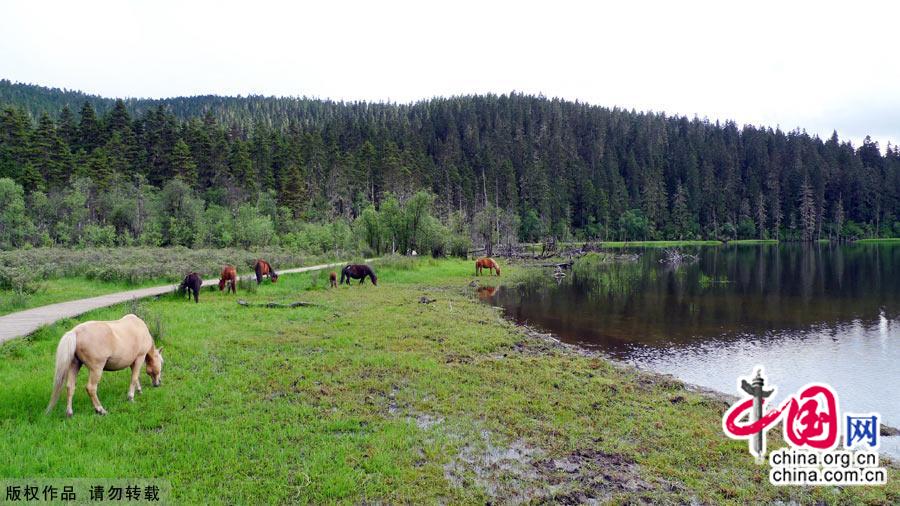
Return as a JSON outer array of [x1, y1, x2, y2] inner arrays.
[[253, 259, 278, 284], [329, 271, 337, 288], [179, 272, 202, 303], [219, 265, 237, 294], [475, 257, 501, 276], [46, 314, 164, 417], [340, 264, 377, 285]]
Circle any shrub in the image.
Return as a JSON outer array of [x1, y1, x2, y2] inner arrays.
[[83, 224, 117, 247]]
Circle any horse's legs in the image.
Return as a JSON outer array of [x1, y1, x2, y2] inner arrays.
[[86, 367, 107, 415], [193, 287, 199, 303], [128, 355, 146, 401], [64, 361, 80, 417]]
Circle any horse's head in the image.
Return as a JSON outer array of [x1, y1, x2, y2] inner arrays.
[[270, 271, 278, 283], [218, 278, 226, 291], [146, 346, 164, 387], [370, 271, 377, 286], [495, 265, 501, 276]]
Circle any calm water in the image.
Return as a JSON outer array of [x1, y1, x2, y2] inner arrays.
[[483, 244, 900, 454]]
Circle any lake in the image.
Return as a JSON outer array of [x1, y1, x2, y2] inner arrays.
[[482, 243, 900, 456]]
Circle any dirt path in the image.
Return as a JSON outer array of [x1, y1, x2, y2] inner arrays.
[[0, 261, 353, 345]]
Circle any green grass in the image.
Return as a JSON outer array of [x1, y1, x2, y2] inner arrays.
[[726, 239, 779, 245], [855, 238, 900, 244], [0, 277, 171, 316], [0, 259, 895, 503], [596, 240, 723, 247]]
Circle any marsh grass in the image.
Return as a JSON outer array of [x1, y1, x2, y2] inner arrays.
[[0, 259, 895, 503]]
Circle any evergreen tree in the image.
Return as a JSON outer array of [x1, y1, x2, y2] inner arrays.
[[798, 176, 816, 241], [31, 113, 71, 189], [171, 139, 198, 188], [78, 101, 102, 152]]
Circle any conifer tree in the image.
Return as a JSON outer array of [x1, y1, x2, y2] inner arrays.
[[171, 139, 198, 188]]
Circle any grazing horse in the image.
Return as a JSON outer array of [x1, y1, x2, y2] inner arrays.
[[475, 257, 501, 276], [329, 271, 337, 288], [46, 314, 164, 417], [254, 259, 278, 284], [179, 272, 202, 303], [219, 265, 237, 294], [340, 264, 377, 286]]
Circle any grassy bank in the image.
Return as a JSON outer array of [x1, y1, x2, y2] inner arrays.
[[726, 239, 779, 245], [855, 238, 900, 244], [596, 240, 723, 248], [0, 258, 895, 503]]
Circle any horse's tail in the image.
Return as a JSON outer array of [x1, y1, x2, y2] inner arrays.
[[46, 330, 77, 414]]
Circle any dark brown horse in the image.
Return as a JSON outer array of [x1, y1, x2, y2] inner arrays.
[[179, 272, 202, 303], [253, 259, 278, 284], [219, 265, 237, 294], [340, 264, 377, 286], [329, 271, 337, 288]]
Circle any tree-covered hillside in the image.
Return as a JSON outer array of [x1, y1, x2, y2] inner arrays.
[[0, 79, 897, 252]]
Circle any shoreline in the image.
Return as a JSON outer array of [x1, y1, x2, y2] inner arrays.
[[510, 321, 900, 464]]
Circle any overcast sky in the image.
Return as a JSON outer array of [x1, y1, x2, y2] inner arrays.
[[1, 0, 898, 149]]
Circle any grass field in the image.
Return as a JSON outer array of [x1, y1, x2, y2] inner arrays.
[[0, 258, 896, 503]]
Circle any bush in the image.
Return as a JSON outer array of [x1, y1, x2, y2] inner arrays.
[[83, 224, 117, 247], [449, 234, 472, 258], [233, 204, 275, 248]]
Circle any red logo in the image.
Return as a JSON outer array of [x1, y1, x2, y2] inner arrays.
[[722, 368, 840, 460]]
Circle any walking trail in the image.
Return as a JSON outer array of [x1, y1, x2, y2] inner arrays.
[[0, 260, 354, 345]]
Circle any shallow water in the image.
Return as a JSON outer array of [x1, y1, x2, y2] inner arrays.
[[484, 244, 900, 455]]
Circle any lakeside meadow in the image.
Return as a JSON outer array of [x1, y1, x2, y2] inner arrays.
[[0, 257, 897, 503]]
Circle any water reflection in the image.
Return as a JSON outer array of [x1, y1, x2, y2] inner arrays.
[[486, 244, 900, 436]]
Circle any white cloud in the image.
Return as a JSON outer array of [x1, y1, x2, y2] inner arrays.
[[1, 0, 897, 148]]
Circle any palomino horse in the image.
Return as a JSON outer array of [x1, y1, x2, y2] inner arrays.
[[475, 257, 501, 276], [253, 259, 278, 284], [219, 265, 237, 294], [340, 264, 377, 285], [329, 271, 337, 288], [179, 272, 202, 303], [46, 314, 163, 417]]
